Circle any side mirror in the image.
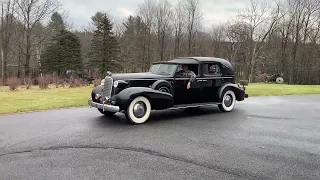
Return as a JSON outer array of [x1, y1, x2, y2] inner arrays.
[[239, 80, 248, 86]]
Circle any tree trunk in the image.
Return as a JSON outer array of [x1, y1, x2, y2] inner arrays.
[[160, 30, 165, 61], [249, 49, 257, 83], [188, 30, 192, 55], [17, 50, 21, 78], [25, 32, 31, 77]]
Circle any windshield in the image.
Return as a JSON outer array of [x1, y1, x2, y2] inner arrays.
[[149, 63, 178, 76]]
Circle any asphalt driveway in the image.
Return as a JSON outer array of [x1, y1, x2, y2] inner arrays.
[[0, 95, 319, 180]]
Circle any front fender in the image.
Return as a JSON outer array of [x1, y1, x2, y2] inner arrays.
[[92, 85, 103, 94], [91, 85, 103, 102], [112, 87, 174, 110], [218, 83, 246, 102]]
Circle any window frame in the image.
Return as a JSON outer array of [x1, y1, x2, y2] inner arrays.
[[201, 62, 223, 77], [174, 63, 201, 78]]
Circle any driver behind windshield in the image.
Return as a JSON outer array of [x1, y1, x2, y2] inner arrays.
[[176, 64, 196, 89]]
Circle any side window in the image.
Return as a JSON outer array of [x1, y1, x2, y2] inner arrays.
[[175, 64, 200, 77], [203, 63, 221, 76], [189, 64, 199, 76]]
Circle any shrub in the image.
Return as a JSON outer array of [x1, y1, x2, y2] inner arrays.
[[69, 76, 83, 88], [52, 76, 65, 88], [37, 76, 50, 89], [255, 73, 269, 83], [92, 79, 101, 87], [23, 77, 33, 89], [7, 77, 20, 91]]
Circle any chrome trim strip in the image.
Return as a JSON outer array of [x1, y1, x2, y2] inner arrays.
[[110, 77, 233, 81], [169, 103, 221, 110]]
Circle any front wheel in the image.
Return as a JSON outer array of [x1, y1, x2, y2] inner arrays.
[[125, 96, 151, 124], [218, 90, 236, 112], [98, 109, 116, 116]]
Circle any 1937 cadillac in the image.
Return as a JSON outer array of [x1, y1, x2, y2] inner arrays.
[[88, 57, 249, 124]]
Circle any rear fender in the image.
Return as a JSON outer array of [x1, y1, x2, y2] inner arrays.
[[218, 83, 246, 102], [113, 87, 174, 110]]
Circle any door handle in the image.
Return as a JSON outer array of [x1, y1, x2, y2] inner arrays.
[[197, 79, 208, 82]]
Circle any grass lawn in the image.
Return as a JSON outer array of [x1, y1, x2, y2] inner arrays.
[[0, 83, 319, 115], [247, 83, 320, 97], [0, 85, 93, 114]]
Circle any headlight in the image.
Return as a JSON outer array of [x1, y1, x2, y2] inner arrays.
[[101, 79, 105, 85], [113, 80, 119, 88], [95, 94, 101, 100]]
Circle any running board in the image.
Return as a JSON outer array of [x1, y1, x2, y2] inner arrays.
[[169, 102, 221, 110]]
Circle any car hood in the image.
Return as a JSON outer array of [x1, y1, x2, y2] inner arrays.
[[110, 72, 169, 81]]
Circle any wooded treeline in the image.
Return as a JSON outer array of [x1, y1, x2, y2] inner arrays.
[[1, 0, 320, 85]]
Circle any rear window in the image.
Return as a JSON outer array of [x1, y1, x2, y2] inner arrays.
[[202, 63, 221, 76]]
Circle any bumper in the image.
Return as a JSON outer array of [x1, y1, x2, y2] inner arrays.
[[88, 98, 120, 113], [237, 91, 249, 101]]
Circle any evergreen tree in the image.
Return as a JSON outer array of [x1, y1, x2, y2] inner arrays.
[[47, 12, 65, 37], [40, 41, 60, 74], [58, 29, 83, 74], [120, 15, 147, 72], [41, 12, 83, 77], [88, 12, 121, 77]]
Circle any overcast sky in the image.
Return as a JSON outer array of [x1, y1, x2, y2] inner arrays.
[[59, 0, 249, 31]]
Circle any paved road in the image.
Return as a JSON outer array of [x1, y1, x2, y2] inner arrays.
[[0, 95, 319, 180]]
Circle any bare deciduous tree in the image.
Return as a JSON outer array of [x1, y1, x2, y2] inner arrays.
[[183, 0, 202, 56], [173, 0, 185, 57], [138, 0, 156, 69], [16, 0, 60, 77], [237, 0, 281, 82], [154, 0, 172, 61], [1, 0, 17, 82], [0, 0, 319, 85]]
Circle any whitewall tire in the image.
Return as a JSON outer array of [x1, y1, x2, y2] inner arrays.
[[125, 96, 151, 124], [276, 77, 284, 84], [218, 90, 236, 112]]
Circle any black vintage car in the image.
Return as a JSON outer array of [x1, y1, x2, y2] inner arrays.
[[88, 57, 248, 124]]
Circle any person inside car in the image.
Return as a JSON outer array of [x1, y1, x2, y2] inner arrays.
[[176, 64, 196, 89]]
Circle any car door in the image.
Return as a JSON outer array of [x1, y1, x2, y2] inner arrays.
[[173, 64, 201, 105], [200, 62, 224, 103]]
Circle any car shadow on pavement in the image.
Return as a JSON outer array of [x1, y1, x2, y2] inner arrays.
[[149, 107, 222, 122], [92, 107, 230, 127]]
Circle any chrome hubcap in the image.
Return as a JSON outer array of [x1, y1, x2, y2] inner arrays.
[[224, 94, 233, 107], [133, 101, 146, 118]]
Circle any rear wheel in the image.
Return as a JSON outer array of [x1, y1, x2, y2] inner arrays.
[[218, 90, 236, 112], [98, 109, 116, 116], [125, 96, 151, 124]]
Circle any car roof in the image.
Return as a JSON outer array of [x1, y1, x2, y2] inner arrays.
[[153, 57, 233, 69]]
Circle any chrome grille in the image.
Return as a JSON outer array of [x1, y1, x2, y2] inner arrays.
[[103, 76, 113, 98]]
